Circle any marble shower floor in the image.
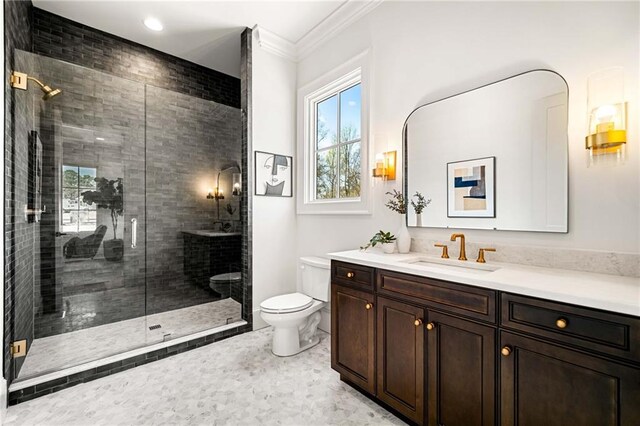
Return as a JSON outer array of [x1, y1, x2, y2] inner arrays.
[[18, 298, 242, 380], [6, 328, 403, 426]]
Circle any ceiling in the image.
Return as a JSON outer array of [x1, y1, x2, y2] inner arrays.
[[32, 0, 348, 78]]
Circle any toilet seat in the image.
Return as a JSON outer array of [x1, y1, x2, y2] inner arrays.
[[260, 293, 313, 314]]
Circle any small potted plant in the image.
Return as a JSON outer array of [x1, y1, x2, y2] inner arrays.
[[411, 191, 432, 227], [360, 230, 397, 254], [385, 189, 410, 254]]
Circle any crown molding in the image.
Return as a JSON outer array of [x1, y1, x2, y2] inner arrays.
[[253, 25, 297, 62], [254, 0, 383, 62], [296, 0, 383, 60]]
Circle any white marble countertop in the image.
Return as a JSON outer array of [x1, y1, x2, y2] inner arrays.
[[182, 230, 241, 237], [327, 249, 640, 317]]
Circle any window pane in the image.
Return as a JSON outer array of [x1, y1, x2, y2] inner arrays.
[[340, 84, 361, 143], [339, 142, 361, 198], [63, 188, 79, 210], [78, 210, 97, 232], [63, 165, 79, 188], [316, 95, 338, 150], [63, 210, 79, 233], [79, 167, 96, 188], [316, 148, 337, 199]]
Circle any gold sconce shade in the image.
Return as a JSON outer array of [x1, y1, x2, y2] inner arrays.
[[372, 150, 397, 180], [585, 68, 627, 165]]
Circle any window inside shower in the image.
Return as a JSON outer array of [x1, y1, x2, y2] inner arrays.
[[7, 50, 247, 382]]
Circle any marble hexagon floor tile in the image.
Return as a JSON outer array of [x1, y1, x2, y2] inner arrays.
[[6, 328, 403, 426]]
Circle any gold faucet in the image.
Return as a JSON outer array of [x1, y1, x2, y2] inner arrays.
[[450, 233, 467, 261]]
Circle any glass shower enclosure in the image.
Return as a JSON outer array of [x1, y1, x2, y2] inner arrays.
[[9, 50, 244, 382]]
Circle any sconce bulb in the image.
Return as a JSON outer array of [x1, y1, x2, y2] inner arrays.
[[595, 104, 617, 122]]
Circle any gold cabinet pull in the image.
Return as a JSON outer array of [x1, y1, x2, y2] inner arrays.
[[414, 318, 423, 327], [365, 303, 373, 310], [556, 318, 568, 329], [426, 322, 435, 331], [346, 272, 354, 278], [501, 346, 512, 357]]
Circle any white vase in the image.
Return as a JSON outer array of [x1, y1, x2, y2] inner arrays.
[[381, 242, 396, 254], [396, 214, 411, 254], [416, 213, 423, 227]]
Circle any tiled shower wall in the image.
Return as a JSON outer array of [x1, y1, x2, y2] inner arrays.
[[4, 0, 35, 383], [4, 2, 246, 382], [31, 8, 240, 108], [145, 86, 242, 314]]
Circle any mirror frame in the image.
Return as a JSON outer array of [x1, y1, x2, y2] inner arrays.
[[402, 69, 569, 233]]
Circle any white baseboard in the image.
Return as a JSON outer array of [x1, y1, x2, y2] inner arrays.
[[0, 377, 7, 421]]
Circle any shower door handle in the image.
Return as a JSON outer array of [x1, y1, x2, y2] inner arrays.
[[131, 218, 137, 249]]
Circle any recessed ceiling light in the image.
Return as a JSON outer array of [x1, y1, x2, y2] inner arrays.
[[144, 17, 163, 32]]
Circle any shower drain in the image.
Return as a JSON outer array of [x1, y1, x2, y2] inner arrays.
[[148, 324, 162, 330]]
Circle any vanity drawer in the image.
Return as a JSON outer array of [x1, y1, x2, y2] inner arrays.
[[332, 261, 374, 291], [376, 270, 496, 323], [501, 293, 640, 364]]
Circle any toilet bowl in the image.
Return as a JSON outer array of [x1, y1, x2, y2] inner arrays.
[[260, 257, 330, 357], [209, 272, 241, 298]]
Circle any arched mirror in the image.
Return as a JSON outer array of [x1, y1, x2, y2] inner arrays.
[[404, 70, 569, 232]]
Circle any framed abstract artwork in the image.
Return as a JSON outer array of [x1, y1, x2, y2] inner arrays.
[[254, 151, 293, 197], [447, 157, 495, 218]]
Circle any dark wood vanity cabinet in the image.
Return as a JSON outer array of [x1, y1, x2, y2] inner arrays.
[[427, 311, 495, 426], [331, 283, 376, 395], [330, 260, 640, 426], [376, 296, 425, 423], [500, 331, 640, 426]]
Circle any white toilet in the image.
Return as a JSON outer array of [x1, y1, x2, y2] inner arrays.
[[260, 256, 330, 357]]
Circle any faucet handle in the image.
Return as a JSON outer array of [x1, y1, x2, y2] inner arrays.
[[476, 248, 496, 263], [434, 243, 449, 259]]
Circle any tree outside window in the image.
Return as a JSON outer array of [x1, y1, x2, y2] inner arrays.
[[62, 165, 97, 233], [315, 83, 361, 200]]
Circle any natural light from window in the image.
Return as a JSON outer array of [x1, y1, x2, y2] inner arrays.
[[315, 83, 361, 200], [62, 165, 97, 233]]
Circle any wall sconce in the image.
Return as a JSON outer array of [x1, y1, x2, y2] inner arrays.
[[372, 151, 397, 180], [586, 68, 627, 166], [208, 163, 241, 200], [207, 187, 224, 200], [232, 172, 242, 196]]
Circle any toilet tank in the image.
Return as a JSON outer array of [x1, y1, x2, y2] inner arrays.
[[300, 256, 331, 302]]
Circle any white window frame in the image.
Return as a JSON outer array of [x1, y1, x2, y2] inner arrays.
[[297, 51, 371, 215]]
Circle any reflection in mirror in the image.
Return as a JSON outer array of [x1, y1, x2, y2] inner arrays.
[[405, 70, 568, 232]]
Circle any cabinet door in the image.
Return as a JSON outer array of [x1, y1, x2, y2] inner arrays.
[[331, 284, 375, 394], [500, 331, 640, 426], [377, 296, 425, 424], [427, 311, 495, 426]]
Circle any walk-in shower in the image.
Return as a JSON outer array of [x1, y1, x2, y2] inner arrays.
[[6, 50, 247, 385]]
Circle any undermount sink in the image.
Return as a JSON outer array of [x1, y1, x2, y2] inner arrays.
[[399, 256, 500, 274]]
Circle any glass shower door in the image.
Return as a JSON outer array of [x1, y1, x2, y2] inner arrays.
[[12, 50, 148, 380]]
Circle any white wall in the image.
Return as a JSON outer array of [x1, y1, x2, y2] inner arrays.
[[251, 30, 298, 329], [296, 1, 640, 260]]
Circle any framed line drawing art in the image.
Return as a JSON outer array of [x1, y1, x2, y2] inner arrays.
[[447, 156, 495, 218], [255, 151, 293, 197]]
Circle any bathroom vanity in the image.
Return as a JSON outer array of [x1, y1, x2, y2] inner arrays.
[[328, 250, 640, 426]]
